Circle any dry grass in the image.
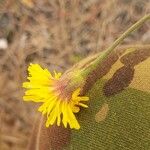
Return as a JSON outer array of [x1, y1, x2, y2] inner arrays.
[[0, 0, 149, 149]]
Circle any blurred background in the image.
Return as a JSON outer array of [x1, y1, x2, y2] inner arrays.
[[0, 0, 149, 149]]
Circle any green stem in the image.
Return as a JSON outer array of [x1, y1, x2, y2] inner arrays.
[[81, 14, 150, 76]]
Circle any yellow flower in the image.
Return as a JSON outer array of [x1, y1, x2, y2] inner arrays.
[[23, 64, 89, 129]]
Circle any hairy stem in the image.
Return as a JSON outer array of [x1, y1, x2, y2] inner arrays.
[[82, 14, 150, 76]]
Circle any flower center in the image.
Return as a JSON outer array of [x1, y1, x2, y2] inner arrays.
[[53, 79, 72, 100]]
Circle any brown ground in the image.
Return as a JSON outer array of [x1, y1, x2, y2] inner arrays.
[[0, 0, 149, 149]]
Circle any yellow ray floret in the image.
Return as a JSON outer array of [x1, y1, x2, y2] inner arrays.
[[23, 63, 89, 129]]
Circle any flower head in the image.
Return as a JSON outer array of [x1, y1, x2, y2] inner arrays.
[[23, 64, 89, 129]]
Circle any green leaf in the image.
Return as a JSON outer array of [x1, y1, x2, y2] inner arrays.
[[64, 80, 150, 150], [64, 48, 150, 150]]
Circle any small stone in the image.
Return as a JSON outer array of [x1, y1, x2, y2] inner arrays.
[[0, 38, 8, 49]]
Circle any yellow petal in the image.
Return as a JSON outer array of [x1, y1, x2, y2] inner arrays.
[[67, 105, 80, 129], [72, 88, 81, 99], [78, 103, 88, 108]]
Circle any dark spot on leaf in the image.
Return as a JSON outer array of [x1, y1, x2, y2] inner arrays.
[[103, 66, 134, 96], [38, 117, 71, 150], [81, 50, 124, 95], [120, 49, 150, 67]]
